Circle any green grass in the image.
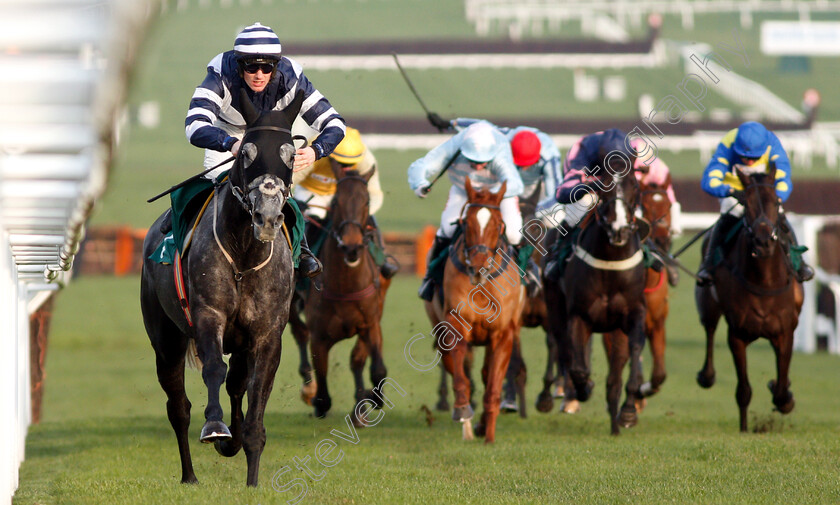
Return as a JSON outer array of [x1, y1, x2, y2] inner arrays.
[[13, 240, 840, 504]]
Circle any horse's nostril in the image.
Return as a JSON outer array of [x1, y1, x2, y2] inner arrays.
[[254, 213, 265, 227]]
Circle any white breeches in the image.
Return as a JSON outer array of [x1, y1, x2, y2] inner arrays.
[[437, 186, 522, 245]]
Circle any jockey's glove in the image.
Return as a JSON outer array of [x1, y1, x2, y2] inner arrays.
[[414, 184, 430, 198]]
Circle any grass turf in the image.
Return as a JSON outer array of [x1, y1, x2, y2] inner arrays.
[[13, 239, 840, 504]]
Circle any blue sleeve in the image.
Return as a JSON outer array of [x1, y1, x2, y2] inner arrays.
[[407, 131, 465, 191], [283, 58, 345, 159], [768, 133, 792, 202], [451, 117, 479, 133], [185, 58, 237, 152], [489, 141, 523, 198], [701, 141, 735, 198]]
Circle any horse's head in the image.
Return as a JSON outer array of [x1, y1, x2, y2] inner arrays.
[[639, 180, 672, 251], [329, 162, 374, 266], [587, 129, 640, 246], [462, 178, 505, 283], [229, 89, 302, 242], [735, 163, 781, 258]]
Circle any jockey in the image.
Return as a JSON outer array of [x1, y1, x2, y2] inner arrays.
[[543, 128, 638, 282], [696, 121, 814, 285], [292, 127, 400, 279], [179, 22, 346, 278], [409, 121, 526, 301], [631, 137, 682, 286], [428, 115, 562, 294]]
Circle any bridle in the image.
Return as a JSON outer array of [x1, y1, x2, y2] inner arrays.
[[594, 175, 639, 242], [738, 181, 781, 250], [459, 202, 504, 271], [328, 175, 374, 250], [227, 126, 307, 214]]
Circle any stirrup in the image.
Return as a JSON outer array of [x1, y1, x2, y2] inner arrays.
[[796, 265, 814, 283], [380, 255, 400, 279], [298, 254, 322, 279], [696, 268, 713, 287]]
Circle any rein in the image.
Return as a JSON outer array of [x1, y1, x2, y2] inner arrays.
[[212, 183, 275, 282], [229, 126, 301, 214]]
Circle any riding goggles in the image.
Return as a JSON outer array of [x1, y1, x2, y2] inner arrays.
[[241, 62, 276, 74]]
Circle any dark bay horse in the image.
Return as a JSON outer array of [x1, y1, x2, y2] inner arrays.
[[695, 165, 802, 432], [292, 164, 391, 423], [605, 178, 672, 404], [544, 165, 648, 435], [141, 92, 301, 486], [424, 178, 524, 443]]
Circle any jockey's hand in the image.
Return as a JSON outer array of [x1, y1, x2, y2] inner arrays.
[[230, 140, 242, 157], [427, 112, 451, 132], [293, 146, 316, 172], [414, 184, 430, 198]]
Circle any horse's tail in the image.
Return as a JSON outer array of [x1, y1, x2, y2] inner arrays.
[[185, 338, 203, 371]]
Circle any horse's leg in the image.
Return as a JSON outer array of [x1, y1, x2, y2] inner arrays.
[[215, 351, 247, 457], [311, 336, 336, 418], [535, 329, 557, 413], [289, 296, 316, 405], [365, 322, 389, 409], [768, 334, 795, 414], [350, 338, 369, 403], [465, 345, 476, 410], [642, 315, 667, 397], [436, 363, 450, 412], [696, 285, 721, 389], [619, 309, 647, 429], [194, 315, 231, 443], [154, 340, 197, 483], [567, 315, 594, 402], [501, 338, 525, 417], [727, 329, 752, 432], [446, 338, 475, 439], [241, 335, 284, 487], [479, 325, 516, 443], [602, 331, 629, 435]]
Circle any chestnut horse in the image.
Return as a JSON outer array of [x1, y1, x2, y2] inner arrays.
[[292, 165, 391, 423], [425, 178, 524, 443], [695, 165, 802, 432], [544, 167, 648, 435]]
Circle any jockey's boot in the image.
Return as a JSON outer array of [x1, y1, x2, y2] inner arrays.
[[514, 243, 541, 297], [665, 261, 680, 287], [779, 214, 815, 283], [543, 228, 575, 283], [696, 214, 738, 286], [418, 235, 452, 301], [297, 234, 323, 279], [159, 208, 173, 234], [369, 216, 400, 279]]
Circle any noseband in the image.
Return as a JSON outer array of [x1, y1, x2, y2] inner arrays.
[[228, 126, 306, 214], [740, 181, 780, 245], [460, 202, 504, 269]]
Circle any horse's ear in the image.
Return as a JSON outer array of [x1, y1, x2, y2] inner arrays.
[[735, 165, 750, 187], [465, 176, 475, 199], [497, 181, 507, 201], [282, 91, 305, 129], [239, 88, 259, 126]]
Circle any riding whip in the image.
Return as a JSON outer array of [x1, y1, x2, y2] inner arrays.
[[147, 156, 235, 203], [392, 53, 433, 116], [671, 200, 739, 258]]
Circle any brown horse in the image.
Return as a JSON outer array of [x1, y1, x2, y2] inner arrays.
[[425, 178, 524, 443], [544, 167, 648, 435], [695, 165, 802, 432], [604, 178, 672, 404], [291, 165, 391, 423]]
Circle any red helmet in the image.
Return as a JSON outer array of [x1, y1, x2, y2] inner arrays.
[[511, 130, 541, 167]]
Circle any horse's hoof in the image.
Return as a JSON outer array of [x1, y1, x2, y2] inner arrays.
[[462, 418, 475, 441], [214, 438, 241, 457], [573, 379, 594, 401], [199, 421, 231, 443], [561, 398, 580, 414], [618, 407, 638, 428], [473, 422, 486, 437], [500, 398, 518, 413], [351, 409, 368, 428], [435, 399, 450, 412], [313, 397, 331, 418], [300, 380, 317, 406], [535, 391, 554, 413], [696, 371, 715, 389], [552, 382, 565, 399], [452, 404, 475, 422]]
